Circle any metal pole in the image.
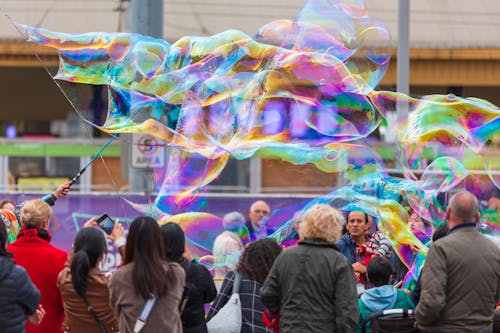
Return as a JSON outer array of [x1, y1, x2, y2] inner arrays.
[[396, 0, 410, 121], [124, 0, 163, 193], [126, 0, 164, 38], [0, 156, 8, 192], [249, 158, 262, 194]]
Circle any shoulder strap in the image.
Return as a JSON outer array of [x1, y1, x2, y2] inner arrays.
[[134, 296, 157, 333], [232, 270, 241, 295], [182, 260, 194, 283], [179, 260, 194, 314], [81, 296, 110, 333]]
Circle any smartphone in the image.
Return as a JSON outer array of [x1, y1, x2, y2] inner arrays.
[[96, 214, 115, 235]]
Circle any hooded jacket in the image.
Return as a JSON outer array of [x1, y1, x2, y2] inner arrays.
[[357, 285, 415, 333], [0, 256, 41, 333]]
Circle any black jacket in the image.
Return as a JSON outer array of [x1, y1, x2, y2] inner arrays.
[[260, 239, 359, 333], [180, 258, 217, 333], [0, 256, 40, 333]]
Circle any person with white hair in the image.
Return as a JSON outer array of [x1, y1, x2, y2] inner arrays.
[[261, 204, 359, 332], [245, 200, 272, 241], [212, 211, 247, 291]]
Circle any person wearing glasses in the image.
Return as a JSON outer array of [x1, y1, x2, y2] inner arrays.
[[245, 201, 272, 242]]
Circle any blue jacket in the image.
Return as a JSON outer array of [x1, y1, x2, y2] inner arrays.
[[335, 233, 359, 264], [0, 256, 40, 333]]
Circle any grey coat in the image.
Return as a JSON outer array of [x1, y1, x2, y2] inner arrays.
[[416, 224, 500, 333], [0, 256, 40, 333], [260, 239, 359, 333]]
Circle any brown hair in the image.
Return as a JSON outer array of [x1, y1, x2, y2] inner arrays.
[[236, 238, 282, 284], [0, 199, 15, 210], [125, 216, 171, 299]]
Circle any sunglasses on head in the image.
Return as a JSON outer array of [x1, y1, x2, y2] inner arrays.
[[253, 209, 270, 215]]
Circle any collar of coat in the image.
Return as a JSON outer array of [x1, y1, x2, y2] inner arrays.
[[343, 232, 371, 246], [446, 222, 477, 235], [299, 238, 339, 250]]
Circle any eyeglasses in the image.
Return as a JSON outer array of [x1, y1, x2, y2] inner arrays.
[[252, 209, 270, 216]]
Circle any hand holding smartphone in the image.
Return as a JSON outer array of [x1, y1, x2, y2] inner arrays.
[[96, 214, 115, 235]]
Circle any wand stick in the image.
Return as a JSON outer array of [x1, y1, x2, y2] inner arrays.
[[70, 135, 118, 185]]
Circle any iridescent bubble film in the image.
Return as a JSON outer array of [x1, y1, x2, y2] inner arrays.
[[17, 0, 499, 271]]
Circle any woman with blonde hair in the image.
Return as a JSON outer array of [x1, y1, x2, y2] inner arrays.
[[261, 204, 359, 333], [8, 199, 68, 333]]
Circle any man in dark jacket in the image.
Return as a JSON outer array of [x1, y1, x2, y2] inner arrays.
[[0, 221, 43, 333], [416, 191, 500, 333]]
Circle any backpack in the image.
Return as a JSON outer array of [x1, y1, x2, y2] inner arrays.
[[361, 309, 421, 333], [179, 260, 195, 314]]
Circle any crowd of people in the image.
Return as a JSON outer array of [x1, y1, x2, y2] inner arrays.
[[0, 184, 499, 333]]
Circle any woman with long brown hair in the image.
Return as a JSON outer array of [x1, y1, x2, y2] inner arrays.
[[109, 216, 185, 333]]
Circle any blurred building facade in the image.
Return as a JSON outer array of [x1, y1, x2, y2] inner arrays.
[[0, 0, 499, 193]]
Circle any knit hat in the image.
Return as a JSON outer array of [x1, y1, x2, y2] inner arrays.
[[0, 209, 17, 229], [0, 209, 20, 242], [160, 222, 185, 262], [222, 211, 245, 231]]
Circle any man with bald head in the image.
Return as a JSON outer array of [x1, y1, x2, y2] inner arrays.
[[245, 200, 272, 242], [416, 191, 500, 333]]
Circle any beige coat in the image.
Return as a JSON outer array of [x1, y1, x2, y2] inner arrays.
[[416, 225, 500, 333], [109, 262, 185, 333], [212, 231, 243, 291]]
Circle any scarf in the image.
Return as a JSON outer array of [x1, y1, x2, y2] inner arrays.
[[17, 224, 52, 242]]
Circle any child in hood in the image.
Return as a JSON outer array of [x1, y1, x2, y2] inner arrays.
[[357, 256, 415, 333]]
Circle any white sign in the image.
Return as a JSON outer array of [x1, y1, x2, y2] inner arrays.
[[131, 134, 165, 168]]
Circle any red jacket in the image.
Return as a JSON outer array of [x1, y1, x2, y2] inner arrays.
[[8, 235, 67, 333]]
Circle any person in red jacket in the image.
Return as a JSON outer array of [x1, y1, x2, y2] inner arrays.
[[8, 199, 67, 333]]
